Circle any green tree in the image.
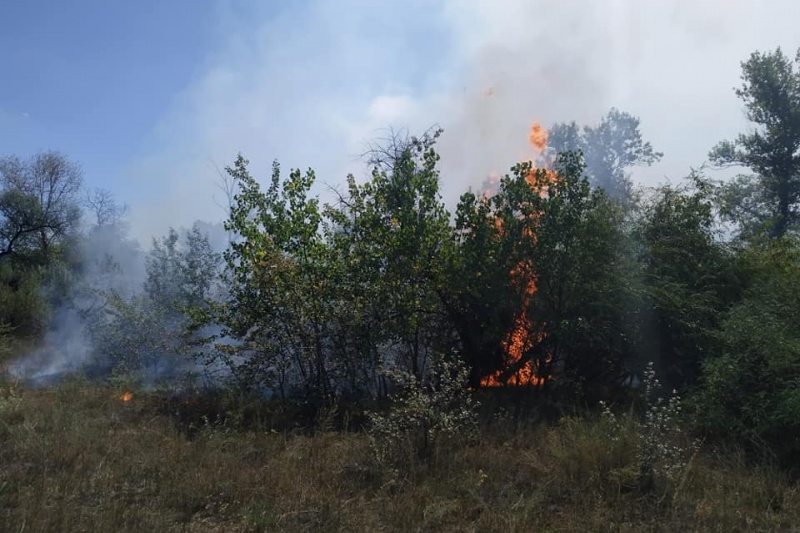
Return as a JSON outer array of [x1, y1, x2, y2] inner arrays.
[[0, 152, 84, 333], [633, 175, 740, 389], [448, 187, 514, 386], [549, 108, 662, 199], [709, 47, 800, 238], [696, 236, 800, 467], [529, 154, 640, 393], [145, 225, 220, 311], [0, 152, 83, 264], [336, 129, 455, 382], [93, 225, 221, 380], [210, 156, 337, 401], [453, 151, 640, 394]]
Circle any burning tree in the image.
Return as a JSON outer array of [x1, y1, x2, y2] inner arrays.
[[452, 123, 640, 393]]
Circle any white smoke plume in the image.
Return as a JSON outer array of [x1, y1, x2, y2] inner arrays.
[[121, 0, 799, 240]]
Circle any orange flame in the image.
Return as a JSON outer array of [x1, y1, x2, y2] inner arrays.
[[480, 121, 555, 387], [528, 122, 548, 152], [120, 391, 133, 402]]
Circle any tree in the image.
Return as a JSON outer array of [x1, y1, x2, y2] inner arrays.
[[633, 174, 740, 389], [85, 188, 128, 228], [145, 225, 221, 311], [709, 47, 800, 239], [0, 151, 83, 264], [0, 152, 84, 334], [207, 156, 338, 401], [448, 187, 515, 386], [340, 128, 455, 382], [696, 236, 800, 468], [93, 224, 221, 381], [452, 151, 641, 394], [549, 108, 662, 199]]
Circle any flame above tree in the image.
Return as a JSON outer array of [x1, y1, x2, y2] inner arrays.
[[480, 122, 556, 387]]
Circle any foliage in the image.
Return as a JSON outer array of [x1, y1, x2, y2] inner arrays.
[[334, 128, 454, 382], [709, 47, 800, 238], [366, 353, 479, 474], [92, 225, 220, 381], [145, 225, 221, 311], [695, 236, 800, 468], [208, 155, 339, 401], [207, 130, 455, 404], [0, 151, 83, 265], [5, 45, 800, 491], [549, 108, 662, 199], [0, 323, 13, 362], [600, 362, 698, 493], [0, 152, 84, 335], [633, 175, 741, 388], [0, 263, 49, 335], [452, 151, 641, 394]]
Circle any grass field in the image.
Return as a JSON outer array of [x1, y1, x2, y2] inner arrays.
[[1, 372, 798, 532]]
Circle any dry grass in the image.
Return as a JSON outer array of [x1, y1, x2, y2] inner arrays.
[[1, 375, 798, 533]]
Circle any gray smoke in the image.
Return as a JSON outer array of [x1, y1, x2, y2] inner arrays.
[[9, 218, 229, 388]]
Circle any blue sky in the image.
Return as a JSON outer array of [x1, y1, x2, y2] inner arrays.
[[2, 0, 799, 241], [0, 1, 222, 189], [1, 0, 453, 238]]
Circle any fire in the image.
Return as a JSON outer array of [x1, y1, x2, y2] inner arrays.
[[482, 170, 501, 198], [120, 391, 133, 402], [480, 121, 556, 388], [528, 122, 548, 152]]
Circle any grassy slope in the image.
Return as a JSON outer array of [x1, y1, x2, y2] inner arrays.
[[0, 375, 798, 533]]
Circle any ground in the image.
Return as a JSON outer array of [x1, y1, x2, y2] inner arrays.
[[0, 375, 798, 532]]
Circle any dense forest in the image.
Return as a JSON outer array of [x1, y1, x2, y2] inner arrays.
[[2, 47, 800, 524]]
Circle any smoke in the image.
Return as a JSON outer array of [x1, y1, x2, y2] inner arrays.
[[9, 222, 145, 384], [9, 308, 95, 386], [9, 218, 230, 388], [117, 0, 800, 242]]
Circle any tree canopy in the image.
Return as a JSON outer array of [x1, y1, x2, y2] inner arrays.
[[2, 45, 800, 470], [710, 47, 800, 238]]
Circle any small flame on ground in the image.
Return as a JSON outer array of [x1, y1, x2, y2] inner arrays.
[[120, 391, 133, 402]]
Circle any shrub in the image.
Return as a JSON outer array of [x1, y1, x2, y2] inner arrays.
[[0, 322, 12, 361], [366, 353, 479, 475], [600, 362, 698, 492], [0, 266, 49, 336], [695, 238, 800, 469]]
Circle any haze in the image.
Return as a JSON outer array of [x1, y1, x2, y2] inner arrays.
[[2, 0, 798, 242]]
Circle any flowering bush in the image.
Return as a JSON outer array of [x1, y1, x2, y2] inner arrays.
[[600, 362, 698, 490], [366, 353, 479, 475]]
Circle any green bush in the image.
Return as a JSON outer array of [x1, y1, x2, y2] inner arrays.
[[0, 322, 12, 362], [0, 265, 49, 336], [696, 237, 800, 468]]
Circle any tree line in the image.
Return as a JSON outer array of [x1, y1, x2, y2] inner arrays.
[[1, 46, 799, 465]]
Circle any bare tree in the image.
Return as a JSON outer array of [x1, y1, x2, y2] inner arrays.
[[361, 124, 443, 172], [86, 187, 127, 228], [0, 151, 83, 263], [210, 158, 238, 246]]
